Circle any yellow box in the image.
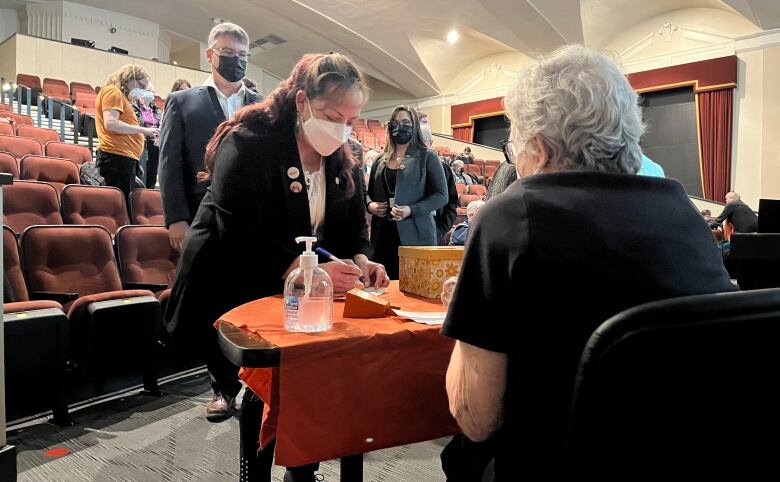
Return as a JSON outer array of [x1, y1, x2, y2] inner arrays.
[[398, 246, 465, 299]]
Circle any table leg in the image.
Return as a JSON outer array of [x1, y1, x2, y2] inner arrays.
[[240, 388, 274, 482], [340, 454, 363, 482]]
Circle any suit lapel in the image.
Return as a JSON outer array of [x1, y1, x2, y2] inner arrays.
[[279, 129, 312, 238], [202, 86, 227, 124]]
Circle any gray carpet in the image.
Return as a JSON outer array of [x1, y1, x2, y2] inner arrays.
[[9, 371, 449, 481]]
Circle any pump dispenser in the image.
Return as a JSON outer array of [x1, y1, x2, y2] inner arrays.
[[283, 236, 333, 332]]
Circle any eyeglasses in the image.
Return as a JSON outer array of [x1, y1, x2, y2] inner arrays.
[[501, 140, 516, 164], [212, 47, 251, 60], [388, 119, 413, 128]]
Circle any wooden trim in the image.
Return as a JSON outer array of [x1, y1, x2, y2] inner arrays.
[[451, 110, 506, 128], [635, 80, 698, 94], [696, 82, 737, 92], [694, 89, 706, 197]]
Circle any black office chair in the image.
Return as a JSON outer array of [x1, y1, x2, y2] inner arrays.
[[566, 288, 780, 481], [729, 233, 780, 289]]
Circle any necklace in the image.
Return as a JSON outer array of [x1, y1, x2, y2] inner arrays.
[[303, 156, 323, 189]]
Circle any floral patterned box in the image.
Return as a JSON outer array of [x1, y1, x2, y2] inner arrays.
[[398, 246, 465, 299]]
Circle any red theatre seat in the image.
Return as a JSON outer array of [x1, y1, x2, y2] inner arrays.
[[45, 142, 92, 165], [19, 155, 80, 194], [60, 185, 129, 236], [3, 180, 63, 233], [16, 125, 60, 145], [129, 189, 164, 225], [0, 135, 43, 161]]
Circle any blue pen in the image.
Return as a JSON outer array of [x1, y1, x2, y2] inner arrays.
[[314, 247, 345, 264]]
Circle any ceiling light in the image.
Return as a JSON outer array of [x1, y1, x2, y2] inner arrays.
[[212, 17, 224, 24], [447, 30, 459, 44], [173, 60, 178, 65]]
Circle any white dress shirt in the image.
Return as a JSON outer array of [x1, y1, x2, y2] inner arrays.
[[202, 75, 246, 120]]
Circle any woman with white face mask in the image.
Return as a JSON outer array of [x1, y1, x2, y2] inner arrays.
[[164, 53, 390, 481]]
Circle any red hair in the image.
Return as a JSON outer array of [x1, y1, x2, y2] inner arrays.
[[201, 53, 368, 195]]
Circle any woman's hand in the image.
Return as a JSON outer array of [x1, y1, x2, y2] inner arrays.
[[143, 126, 160, 138], [391, 205, 412, 221], [441, 276, 458, 310], [355, 257, 391, 288], [368, 201, 388, 217], [321, 260, 363, 294]]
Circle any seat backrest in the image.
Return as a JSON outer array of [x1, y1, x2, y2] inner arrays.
[[60, 185, 129, 235], [74, 92, 96, 110], [465, 164, 482, 177], [70, 81, 93, 95], [2, 180, 63, 233], [729, 233, 780, 290], [2, 113, 34, 127], [43, 83, 70, 100], [129, 189, 164, 225], [0, 135, 42, 160], [458, 194, 480, 207], [0, 103, 11, 112], [115, 225, 179, 287], [0, 151, 19, 178], [3, 225, 28, 301], [16, 125, 60, 145], [468, 184, 487, 196], [20, 225, 123, 297], [0, 123, 13, 136], [484, 165, 498, 179], [566, 288, 780, 479], [20, 155, 80, 193], [455, 183, 467, 195], [44, 142, 92, 165], [43, 78, 68, 88], [16, 74, 41, 89]]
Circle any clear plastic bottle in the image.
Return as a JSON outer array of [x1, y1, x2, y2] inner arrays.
[[283, 236, 333, 332]]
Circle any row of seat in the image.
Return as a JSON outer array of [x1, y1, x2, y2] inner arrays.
[[455, 183, 487, 196], [0, 153, 79, 192], [0, 133, 92, 164], [4, 183, 164, 235], [4, 224, 175, 421]]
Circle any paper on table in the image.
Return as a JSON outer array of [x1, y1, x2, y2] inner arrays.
[[393, 310, 447, 325]]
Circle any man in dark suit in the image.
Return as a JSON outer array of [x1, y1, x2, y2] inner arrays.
[[159, 22, 262, 252], [713, 191, 758, 233], [158, 22, 262, 422]]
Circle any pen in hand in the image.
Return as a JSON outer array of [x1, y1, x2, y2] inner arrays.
[[315, 247, 365, 288]]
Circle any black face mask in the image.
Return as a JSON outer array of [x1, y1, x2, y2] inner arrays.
[[216, 55, 247, 83], [390, 123, 414, 145]]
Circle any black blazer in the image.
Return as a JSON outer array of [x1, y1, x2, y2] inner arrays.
[[158, 85, 262, 227], [164, 119, 370, 346]]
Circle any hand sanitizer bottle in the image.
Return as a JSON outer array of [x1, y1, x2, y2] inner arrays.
[[283, 236, 333, 332]]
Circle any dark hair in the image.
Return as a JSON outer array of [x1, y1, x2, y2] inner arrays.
[[203, 53, 368, 194], [171, 78, 191, 92], [380, 105, 427, 161]]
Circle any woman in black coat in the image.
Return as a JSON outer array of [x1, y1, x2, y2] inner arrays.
[[164, 52, 389, 481]]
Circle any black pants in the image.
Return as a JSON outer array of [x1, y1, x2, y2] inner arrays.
[[144, 140, 159, 188], [95, 149, 136, 199], [441, 434, 497, 482], [207, 326, 242, 399]]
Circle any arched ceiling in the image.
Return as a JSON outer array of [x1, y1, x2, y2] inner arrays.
[[2, 0, 779, 99]]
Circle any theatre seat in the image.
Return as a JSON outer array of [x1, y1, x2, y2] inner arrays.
[[3, 180, 62, 233], [0, 151, 19, 179], [16, 125, 60, 145], [566, 288, 780, 480], [458, 193, 481, 207], [467, 184, 487, 196], [129, 189, 164, 225], [115, 225, 178, 312], [0, 135, 42, 161], [45, 142, 92, 166], [20, 225, 161, 392], [455, 184, 467, 195], [60, 185, 129, 236], [1, 113, 34, 128], [20, 155, 80, 194], [0, 122, 13, 136]]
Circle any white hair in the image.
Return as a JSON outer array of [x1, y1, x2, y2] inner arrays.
[[208, 23, 249, 47], [503, 45, 644, 174], [466, 200, 485, 219]]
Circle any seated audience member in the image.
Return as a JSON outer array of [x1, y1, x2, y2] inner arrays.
[[449, 200, 485, 246], [451, 160, 474, 185], [363, 149, 380, 175], [440, 45, 736, 482], [171, 78, 192, 92], [713, 191, 758, 233], [487, 141, 519, 200], [456, 146, 475, 164], [638, 153, 665, 177]]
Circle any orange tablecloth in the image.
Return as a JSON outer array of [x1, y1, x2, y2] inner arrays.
[[217, 281, 460, 467]]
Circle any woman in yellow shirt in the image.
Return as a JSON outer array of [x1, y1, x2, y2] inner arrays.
[[95, 64, 159, 197]]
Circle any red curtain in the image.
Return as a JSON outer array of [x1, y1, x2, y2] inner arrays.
[[698, 88, 733, 201], [452, 126, 473, 142]]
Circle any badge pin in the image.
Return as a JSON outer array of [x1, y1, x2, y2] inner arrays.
[[335, 177, 340, 185], [287, 167, 300, 179], [290, 181, 302, 193], [399, 164, 406, 170]]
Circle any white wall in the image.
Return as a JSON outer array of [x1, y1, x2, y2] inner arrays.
[[0, 35, 16, 84], [0, 8, 19, 43]]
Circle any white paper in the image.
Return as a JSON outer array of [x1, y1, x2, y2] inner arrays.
[[393, 310, 447, 325]]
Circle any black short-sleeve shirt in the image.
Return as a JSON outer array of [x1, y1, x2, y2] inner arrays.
[[441, 171, 737, 480]]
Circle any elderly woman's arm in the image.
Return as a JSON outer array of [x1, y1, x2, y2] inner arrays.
[[446, 341, 507, 441]]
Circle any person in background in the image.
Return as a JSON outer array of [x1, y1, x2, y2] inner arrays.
[[242, 77, 259, 93], [487, 140, 518, 200], [158, 22, 262, 421], [95, 64, 159, 198], [165, 52, 388, 480], [440, 45, 736, 482], [366, 106, 447, 278], [363, 149, 380, 177], [159, 22, 262, 255], [713, 191, 758, 233], [449, 200, 485, 246], [457, 146, 475, 164], [420, 111, 458, 245], [132, 83, 163, 188], [638, 153, 665, 177], [171, 78, 192, 92], [451, 159, 474, 185]]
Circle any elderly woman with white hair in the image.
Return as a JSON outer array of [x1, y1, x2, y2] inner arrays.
[[439, 45, 735, 481]]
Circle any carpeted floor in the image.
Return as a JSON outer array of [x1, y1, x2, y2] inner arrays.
[[8, 371, 449, 481]]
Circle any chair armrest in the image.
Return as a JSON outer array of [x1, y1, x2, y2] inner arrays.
[[124, 282, 168, 292], [29, 291, 78, 303]]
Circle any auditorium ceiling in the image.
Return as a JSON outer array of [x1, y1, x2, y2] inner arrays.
[[2, 0, 779, 99]]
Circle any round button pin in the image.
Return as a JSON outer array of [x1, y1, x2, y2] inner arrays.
[[287, 167, 300, 179], [290, 181, 302, 193]]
